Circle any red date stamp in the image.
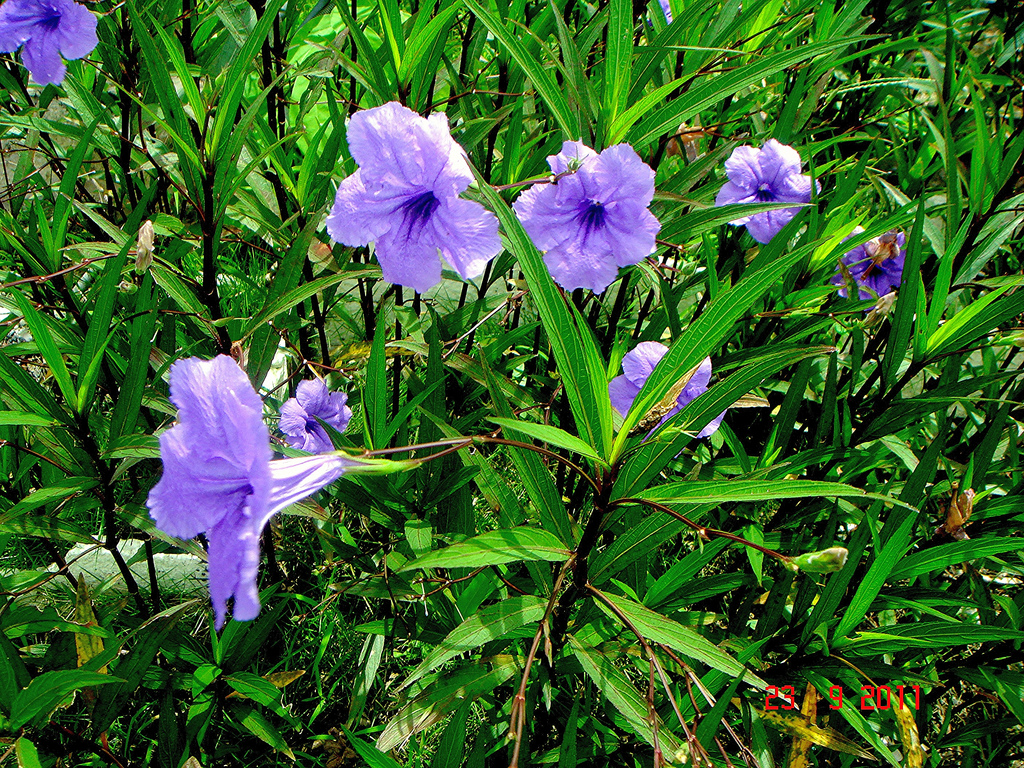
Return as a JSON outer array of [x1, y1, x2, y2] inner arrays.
[[764, 684, 921, 711]]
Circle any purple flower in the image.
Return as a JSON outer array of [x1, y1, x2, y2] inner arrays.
[[659, 0, 672, 22], [279, 378, 352, 454], [831, 228, 905, 300], [609, 342, 724, 438], [326, 102, 502, 294], [714, 139, 819, 244], [513, 141, 661, 293], [147, 356, 354, 629], [0, 0, 97, 86]]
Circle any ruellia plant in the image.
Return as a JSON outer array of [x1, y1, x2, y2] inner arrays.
[[0, 0, 1022, 766]]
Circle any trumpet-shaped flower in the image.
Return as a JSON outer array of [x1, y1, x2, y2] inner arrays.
[[513, 141, 661, 293], [279, 378, 352, 454], [0, 0, 97, 86], [608, 342, 723, 438], [147, 356, 354, 629], [831, 228, 905, 300], [326, 102, 502, 294], [714, 139, 819, 244]]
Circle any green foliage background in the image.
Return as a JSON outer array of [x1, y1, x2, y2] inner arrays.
[[0, 0, 1022, 765]]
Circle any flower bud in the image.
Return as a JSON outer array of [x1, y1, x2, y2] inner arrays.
[[135, 220, 155, 274], [789, 546, 849, 573]]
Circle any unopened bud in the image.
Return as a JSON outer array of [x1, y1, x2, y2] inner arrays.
[[135, 220, 155, 274], [865, 291, 897, 325], [789, 547, 849, 573]]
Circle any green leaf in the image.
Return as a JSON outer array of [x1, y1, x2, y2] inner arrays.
[[568, 635, 683, 753], [92, 603, 192, 733], [10, 670, 122, 730], [399, 595, 545, 690], [833, 513, 918, 641], [0, 635, 30, 716], [15, 738, 43, 768], [0, 411, 55, 427], [482, 364, 575, 545], [12, 291, 77, 409], [365, 309, 388, 448], [839, 622, 1024, 655], [399, 528, 571, 571], [209, 0, 288, 157], [881, 198, 926, 389], [610, 238, 810, 461], [489, 417, 609, 467], [0, 352, 67, 424], [603, 0, 632, 129], [625, 38, 863, 149], [405, 519, 433, 558], [428, 699, 472, 768], [463, 0, 579, 138], [228, 702, 294, 759], [340, 724, 403, 768], [377, 662, 516, 753], [1, 477, 99, 518], [636, 479, 912, 510], [890, 538, 1023, 581], [225, 673, 286, 708], [594, 592, 766, 688], [925, 287, 1024, 358], [471, 165, 613, 460]]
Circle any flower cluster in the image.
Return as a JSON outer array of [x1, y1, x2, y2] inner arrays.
[[147, 357, 355, 629], [326, 104, 661, 296], [714, 139, 819, 244], [609, 342, 724, 438], [0, 0, 97, 85]]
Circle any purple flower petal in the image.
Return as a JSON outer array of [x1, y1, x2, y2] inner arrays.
[[0, 0, 97, 85], [759, 139, 805, 188], [514, 141, 660, 293], [207, 505, 265, 627], [715, 139, 819, 244], [280, 379, 352, 454], [55, 0, 96, 59], [21, 29, 64, 85], [326, 102, 500, 292], [148, 357, 272, 540], [610, 344, 723, 439], [0, 0, 39, 50], [295, 379, 330, 414], [148, 356, 350, 629], [722, 145, 763, 193], [622, 341, 668, 387], [206, 453, 352, 628], [543, 238, 622, 294], [267, 455, 355, 515], [325, 169, 402, 247], [609, 374, 640, 417], [376, 228, 445, 294], [432, 196, 503, 281], [831, 229, 906, 300], [744, 207, 798, 245]]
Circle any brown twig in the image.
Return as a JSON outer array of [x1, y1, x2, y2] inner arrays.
[[608, 497, 790, 564], [508, 558, 573, 768]]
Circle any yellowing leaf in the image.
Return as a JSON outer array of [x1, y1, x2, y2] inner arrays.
[[74, 580, 106, 674]]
